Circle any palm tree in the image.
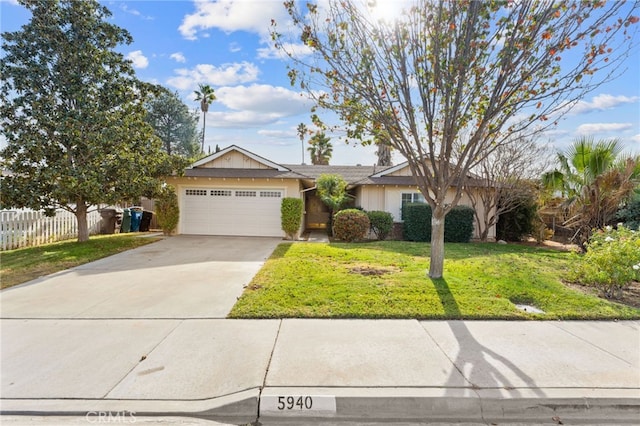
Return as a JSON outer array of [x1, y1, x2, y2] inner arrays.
[[297, 123, 307, 164], [542, 137, 639, 247], [307, 132, 333, 165], [194, 84, 216, 153]]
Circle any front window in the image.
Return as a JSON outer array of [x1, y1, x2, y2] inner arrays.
[[401, 192, 425, 219]]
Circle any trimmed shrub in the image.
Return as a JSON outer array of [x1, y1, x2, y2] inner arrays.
[[367, 210, 394, 240], [496, 196, 537, 241], [155, 185, 179, 235], [445, 206, 475, 243], [403, 203, 432, 242], [567, 225, 640, 299], [281, 197, 303, 240], [403, 204, 475, 243], [333, 209, 370, 242]]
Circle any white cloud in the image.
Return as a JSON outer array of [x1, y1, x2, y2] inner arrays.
[[632, 134, 640, 143], [569, 94, 639, 115], [576, 122, 633, 135], [170, 52, 187, 63], [126, 50, 149, 69], [120, 4, 154, 20], [208, 111, 285, 128], [179, 0, 289, 40], [216, 84, 313, 115], [229, 42, 242, 53], [203, 84, 313, 128], [258, 129, 295, 138], [166, 62, 260, 90]]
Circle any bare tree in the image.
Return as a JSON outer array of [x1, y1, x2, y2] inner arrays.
[[466, 134, 550, 241], [275, 0, 638, 278]]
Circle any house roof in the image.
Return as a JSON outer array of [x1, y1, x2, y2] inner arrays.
[[184, 146, 490, 188], [183, 168, 306, 179], [283, 164, 393, 185], [190, 145, 289, 172]]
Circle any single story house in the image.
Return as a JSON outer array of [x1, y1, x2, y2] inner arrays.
[[166, 145, 496, 240]]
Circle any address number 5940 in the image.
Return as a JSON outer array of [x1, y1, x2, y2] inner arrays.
[[277, 395, 313, 410]]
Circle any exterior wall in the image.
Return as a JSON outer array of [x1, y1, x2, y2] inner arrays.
[[166, 176, 301, 235], [357, 185, 386, 212], [198, 151, 271, 169], [356, 185, 496, 240]]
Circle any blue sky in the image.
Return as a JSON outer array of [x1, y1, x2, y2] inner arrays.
[[1, 0, 639, 166]]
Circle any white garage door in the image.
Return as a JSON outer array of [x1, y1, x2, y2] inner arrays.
[[182, 188, 284, 237]]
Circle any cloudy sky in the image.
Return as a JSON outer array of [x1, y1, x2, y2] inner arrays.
[[1, 0, 639, 165]]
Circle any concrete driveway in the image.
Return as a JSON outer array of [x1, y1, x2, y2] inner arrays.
[[0, 236, 281, 319]]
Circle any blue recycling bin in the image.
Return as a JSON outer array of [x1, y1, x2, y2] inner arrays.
[[130, 208, 143, 232]]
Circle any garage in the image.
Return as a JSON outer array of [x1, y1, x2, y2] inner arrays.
[[181, 187, 284, 237]]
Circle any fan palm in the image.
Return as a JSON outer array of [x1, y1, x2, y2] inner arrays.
[[194, 84, 216, 153], [542, 137, 639, 247], [308, 132, 333, 165]]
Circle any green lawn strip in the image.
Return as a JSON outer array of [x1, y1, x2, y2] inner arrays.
[[228, 241, 640, 320], [1, 234, 161, 289]]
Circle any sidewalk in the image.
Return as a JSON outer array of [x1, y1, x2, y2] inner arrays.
[[2, 319, 639, 425]]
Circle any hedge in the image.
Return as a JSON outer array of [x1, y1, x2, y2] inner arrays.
[[403, 203, 475, 243], [281, 197, 303, 240]]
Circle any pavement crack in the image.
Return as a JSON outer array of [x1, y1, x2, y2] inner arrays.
[[101, 319, 184, 398], [256, 319, 282, 423], [551, 323, 635, 367]]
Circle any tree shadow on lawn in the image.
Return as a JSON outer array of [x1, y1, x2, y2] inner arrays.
[[431, 277, 546, 397]]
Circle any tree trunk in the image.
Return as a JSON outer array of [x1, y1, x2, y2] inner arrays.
[[429, 207, 446, 278], [76, 202, 89, 242], [201, 112, 207, 153]]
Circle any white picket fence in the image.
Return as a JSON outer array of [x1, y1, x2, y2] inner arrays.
[[0, 209, 102, 251]]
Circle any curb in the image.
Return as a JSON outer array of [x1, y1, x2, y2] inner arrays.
[[257, 387, 640, 425], [2, 388, 639, 425], [0, 389, 259, 425]]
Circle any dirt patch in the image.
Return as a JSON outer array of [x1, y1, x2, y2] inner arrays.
[[349, 266, 398, 276], [565, 281, 640, 309]]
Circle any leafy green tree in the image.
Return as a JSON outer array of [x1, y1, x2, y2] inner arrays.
[[542, 137, 639, 247], [194, 83, 216, 153], [146, 86, 200, 159], [316, 173, 349, 234], [276, 0, 639, 277], [308, 132, 333, 165], [0, 0, 173, 242]]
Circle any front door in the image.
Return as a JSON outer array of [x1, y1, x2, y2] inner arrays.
[[305, 191, 330, 230]]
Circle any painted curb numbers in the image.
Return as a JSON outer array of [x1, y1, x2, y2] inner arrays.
[[261, 395, 337, 416]]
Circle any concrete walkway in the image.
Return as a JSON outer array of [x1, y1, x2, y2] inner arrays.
[[1, 237, 639, 425]]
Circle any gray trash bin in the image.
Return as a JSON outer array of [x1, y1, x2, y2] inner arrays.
[[99, 208, 123, 234]]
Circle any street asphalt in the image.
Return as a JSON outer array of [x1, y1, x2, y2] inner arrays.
[[1, 235, 638, 425]]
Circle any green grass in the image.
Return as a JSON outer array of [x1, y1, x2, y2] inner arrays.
[[229, 241, 640, 320], [1, 234, 160, 289]]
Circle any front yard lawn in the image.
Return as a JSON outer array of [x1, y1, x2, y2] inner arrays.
[[1, 234, 160, 289], [228, 241, 640, 320]]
